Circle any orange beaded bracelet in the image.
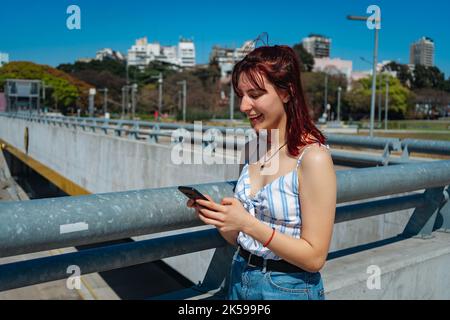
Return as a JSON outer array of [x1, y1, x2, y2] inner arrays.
[[263, 227, 276, 247]]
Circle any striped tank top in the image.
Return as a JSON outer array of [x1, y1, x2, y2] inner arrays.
[[233, 142, 330, 260]]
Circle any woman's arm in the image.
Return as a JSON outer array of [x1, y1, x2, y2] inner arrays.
[[189, 142, 251, 247], [242, 145, 336, 272]]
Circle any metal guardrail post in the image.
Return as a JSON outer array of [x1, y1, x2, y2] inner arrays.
[[401, 186, 449, 239], [436, 186, 450, 233]]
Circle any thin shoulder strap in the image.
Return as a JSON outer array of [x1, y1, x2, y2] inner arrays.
[[296, 142, 330, 167]]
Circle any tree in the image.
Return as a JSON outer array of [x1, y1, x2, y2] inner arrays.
[[345, 75, 413, 120], [412, 65, 446, 90], [292, 43, 315, 72], [0, 61, 93, 114], [413, 88, 450, 119], [301, 71, 347, 119], [58, 59, 127, 78], [384, 62, 413, 88]]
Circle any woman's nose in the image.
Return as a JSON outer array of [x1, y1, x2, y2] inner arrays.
[[240, 96, 253, 113]]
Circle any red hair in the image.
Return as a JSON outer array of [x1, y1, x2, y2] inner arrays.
[[232, 45, 326, 157]]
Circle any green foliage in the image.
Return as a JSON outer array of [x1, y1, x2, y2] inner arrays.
[[345, 75, 413, 120], [301, 71, 348, 118], [0, 62, 91, 109], [412, 65, 447, 90], [58, 59, 127, 78]]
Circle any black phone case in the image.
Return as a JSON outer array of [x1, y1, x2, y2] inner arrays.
[[178, 186, 208, 201]]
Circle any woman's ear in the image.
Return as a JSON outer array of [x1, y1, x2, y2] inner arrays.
[[281, 90, 291, 104]]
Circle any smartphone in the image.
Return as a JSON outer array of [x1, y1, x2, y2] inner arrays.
[[178, 186, 209, 202]]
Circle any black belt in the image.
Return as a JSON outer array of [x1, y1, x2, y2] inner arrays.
[[238, 245, 306, 273]]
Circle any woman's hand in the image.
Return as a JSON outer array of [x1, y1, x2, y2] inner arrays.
[[187, 195, 254, 233]]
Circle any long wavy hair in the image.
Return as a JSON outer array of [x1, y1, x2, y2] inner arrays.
[[232, 45, 326, 157]]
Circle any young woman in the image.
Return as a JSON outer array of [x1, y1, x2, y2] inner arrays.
[[186, 45, 336, 300]]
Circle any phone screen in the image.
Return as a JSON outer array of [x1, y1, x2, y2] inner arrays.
[[178, 186, 209, 201]]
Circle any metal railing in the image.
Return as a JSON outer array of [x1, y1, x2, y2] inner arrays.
[[2, 112, 450, 169], [0, 160, 449, 297]]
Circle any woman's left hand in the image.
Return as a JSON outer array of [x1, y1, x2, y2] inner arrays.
[[195, 196, 254, 233]]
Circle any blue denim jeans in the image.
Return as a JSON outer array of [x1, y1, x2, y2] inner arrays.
[[227, 249, 325, 300]]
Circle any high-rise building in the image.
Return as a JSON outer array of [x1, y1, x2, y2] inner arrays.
[[127, 37, 195, 69], [178, 38, 196, 68], [0, 52, 9, 67], [301, 34, 331, 58], [410, 37, 434, 67]]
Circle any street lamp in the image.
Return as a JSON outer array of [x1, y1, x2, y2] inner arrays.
[[177, 80, 187, 122], [324, 72, 328, 112], [131, 83, 138, 120], [385, 76, 389, 131], [348, 13, 381, 138], [97, 88, 108, 116], [337, 87, 342, 122], [88, 88, 96, 117], [151, 73, 163, 118]]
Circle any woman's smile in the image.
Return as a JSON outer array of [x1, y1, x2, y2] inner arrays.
[[249, 113, 264, 125]]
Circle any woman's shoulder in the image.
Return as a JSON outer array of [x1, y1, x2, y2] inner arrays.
[[298, 142, 333, 172]]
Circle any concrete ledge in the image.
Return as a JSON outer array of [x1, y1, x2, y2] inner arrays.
[[322, 231, 450, 299]]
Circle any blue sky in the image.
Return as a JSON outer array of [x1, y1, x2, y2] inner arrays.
[[1, 0, 449, 76]]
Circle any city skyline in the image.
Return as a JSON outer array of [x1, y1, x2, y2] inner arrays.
[[0, 0, 449, 76]]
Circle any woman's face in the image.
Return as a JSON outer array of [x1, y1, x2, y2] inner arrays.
[[238, 72, 289, 133]]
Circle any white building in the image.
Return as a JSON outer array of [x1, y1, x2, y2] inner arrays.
[[178, 38, 195, 67], [302, 34, 331, 58], [209, 40, 255, 80], [96, 48, 125, 61], [0, 52, 9, 67], [127, 37, 195, 69], [410, 37, 434, 67]]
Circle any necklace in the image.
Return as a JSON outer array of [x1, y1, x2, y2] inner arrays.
[[260, 142, 288, 170]]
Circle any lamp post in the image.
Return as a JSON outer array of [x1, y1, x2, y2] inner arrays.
[[348, 13, 381, 138], [324, 72, 329, 113], [385, 75, 390, 131], [88, 88, 96, 117], [151, 73, 163, 117], [337, 86, 342, 122], [177, 80, 187, 122], [121, 86, 126, 119], [131, 84, 138, 120], [97, 88, 108, 115]]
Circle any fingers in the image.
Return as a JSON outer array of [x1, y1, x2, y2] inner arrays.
[[221, 197, 236, 205], [199, 207, 225, 222], [196, 196, 226, 212], [198, 212, 224, 228]]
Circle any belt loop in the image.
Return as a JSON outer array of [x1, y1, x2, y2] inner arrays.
[[247, 253, 256, 267], [262, 259, 267, 273]]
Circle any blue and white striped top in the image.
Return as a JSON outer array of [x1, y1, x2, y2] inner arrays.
[[234, 142, 330, 260]]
